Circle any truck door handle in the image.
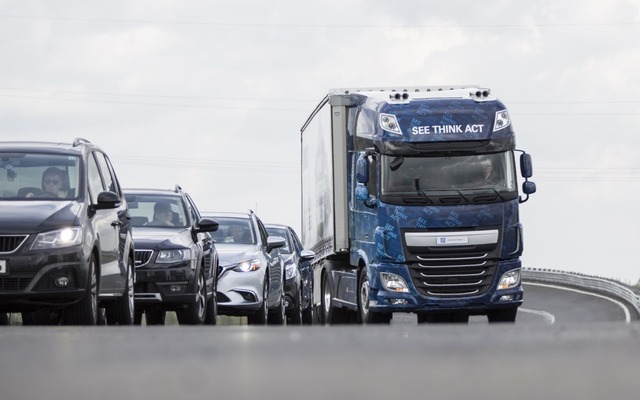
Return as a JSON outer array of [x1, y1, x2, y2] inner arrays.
[[111, 220, 122, 227]]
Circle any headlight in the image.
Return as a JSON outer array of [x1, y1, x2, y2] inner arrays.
[[156, 249, 192, 263], [234, 259, 261, 272], [31, 227, 82, 250], [285, 263, 297, 280], [497, 269, 521, 290], [380, 272, 410, 293]]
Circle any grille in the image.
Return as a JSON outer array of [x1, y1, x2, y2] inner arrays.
[[0, 276, 32, 291], [0, 235, 28, 253], [134, 250, 153, 267], [404, 228, 501, 298]]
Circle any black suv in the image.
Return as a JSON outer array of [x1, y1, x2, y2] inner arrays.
[[0, 138, 135, 325], [125, 187, 219, 325]]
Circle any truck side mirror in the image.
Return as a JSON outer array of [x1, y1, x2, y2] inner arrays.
[[355, 184, 369, 201], [522, 181, 536, 195], [520, 153, 533, 178], [356, 154, 369, 184]]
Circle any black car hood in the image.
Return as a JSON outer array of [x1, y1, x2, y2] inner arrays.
[[215, 243, 263, 267], [0, 201, 81, 233], [132, 227, 194, 250]]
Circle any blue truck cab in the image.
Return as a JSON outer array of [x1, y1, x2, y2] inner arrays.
[[301, 86, 535, 324]]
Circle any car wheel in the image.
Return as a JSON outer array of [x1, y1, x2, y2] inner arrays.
[[288, 289, 302, 325], [64, 255, 98, 325], [204, 290, 217, 326], [145, 310, 166, 325], [177, 269, 207, 325], [134, 310, 143, 325], [106, 258, 135, 325], [268, 284, 286, 325], [248, 278, 268, 325], [0, 313, 9, 325], [358, 268, 391, 324]]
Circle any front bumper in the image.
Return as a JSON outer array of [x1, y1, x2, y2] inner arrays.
[[216, 268, 265, 316], [0, 246, 89, 312], [134, 265, 198, 310], [368, 260, 524, 314]]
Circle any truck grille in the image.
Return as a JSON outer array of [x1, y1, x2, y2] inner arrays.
[[0, 235, 28, 253], [403, 228, 501, 298], [134, 250, 153, 267]]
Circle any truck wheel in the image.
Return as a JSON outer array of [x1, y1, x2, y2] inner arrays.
[[487, 307, 517, 323], [320, 272, 333, 324], [106, 258, 135, 325], [177, 270, 207, 325], [358, 268, 391, 324], [65, 255, 98, 325], [248, 279, 268, 325]]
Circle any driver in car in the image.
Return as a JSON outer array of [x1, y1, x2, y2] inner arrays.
[[26, 167, 67, 198]]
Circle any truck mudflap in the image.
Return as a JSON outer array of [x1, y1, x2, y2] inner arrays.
[[367, 260, 523, 314]]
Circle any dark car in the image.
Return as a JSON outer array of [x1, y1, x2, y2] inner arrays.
[[0, 138, 135, 325], [203, 211, 286, 325], [125, 186, 219, 325], [265, 224, 315, 325]]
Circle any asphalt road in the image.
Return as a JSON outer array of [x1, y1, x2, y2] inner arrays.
[[1, 282, 638, 400]]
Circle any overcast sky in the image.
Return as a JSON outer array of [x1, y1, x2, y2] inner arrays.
[[1, 0, 639, 283]]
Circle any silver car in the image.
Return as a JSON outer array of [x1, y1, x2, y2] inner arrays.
[[203, 211, 286, 325]]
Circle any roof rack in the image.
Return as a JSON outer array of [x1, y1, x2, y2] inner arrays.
[[174, 184, 182, 193], [73, 138, 91, 147]]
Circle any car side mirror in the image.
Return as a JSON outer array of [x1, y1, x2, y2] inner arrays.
[[94, 191, 121, 210], [299, 249, 315, 261], [266, 235, 286, 253], [196, 218, 219, 233]]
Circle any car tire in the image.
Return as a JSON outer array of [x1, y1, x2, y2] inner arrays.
[[248, 278, 268, 325], [288, 289, 302, 325], [204, 291, 217, 326], [134, 310, 143, 325], [358, 268, 391, 324], [0, 313, 9, 325], [64, 255, 98, 325], [177, 269, 207, 325], [106, 258, 135, 325], [268, 284, 286, 325], [145, 310, 166, 325]]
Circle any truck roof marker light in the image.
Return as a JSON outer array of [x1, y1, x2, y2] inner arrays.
[[493, 110, 511, 132], [379, 113, 402, 134]]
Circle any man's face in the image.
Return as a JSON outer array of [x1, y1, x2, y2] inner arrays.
[[43, 174, 62, 195], [230, 226, 243, 239], [156, 209, 172, 223]]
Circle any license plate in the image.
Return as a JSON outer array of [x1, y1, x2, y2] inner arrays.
[[0, 260, 6, 275]]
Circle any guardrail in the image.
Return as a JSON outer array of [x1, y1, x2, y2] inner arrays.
[[522, 267, 640, 317]]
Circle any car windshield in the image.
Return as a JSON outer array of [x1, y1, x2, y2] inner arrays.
[[210, 217, 255, 245], [266, 226, 291, 254], [125, 194, 188, 228], [0, 153, 81, 200]]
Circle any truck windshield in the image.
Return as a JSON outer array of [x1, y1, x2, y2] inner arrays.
[[380, 151, 517, 204]]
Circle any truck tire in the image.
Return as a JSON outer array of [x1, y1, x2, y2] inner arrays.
[[487, 307, 517, 323], [358, 268, 391, 324], [64, 255, 98, 325], [106, 258, 135, 325], [321, 271, 350, 324]]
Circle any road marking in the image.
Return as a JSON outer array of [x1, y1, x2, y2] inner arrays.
[[525, 282, 631, 323], [519, 307, 555, 324]]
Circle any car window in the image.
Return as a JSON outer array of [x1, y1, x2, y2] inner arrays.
[[256, 218, 269, 248], [0, 153, 80, 200], [94, 151, 120, 196], [125, 194, 188, 228], [266, 226, 292, 254], [210, 217, 255, 244]]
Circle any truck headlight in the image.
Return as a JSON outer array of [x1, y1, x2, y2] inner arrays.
[[234, 259, 261, 272], [31, 227, 82, 250], [156, 249, 192, 263], [380, 272, 410, 293], [497, 269, 521, 290], [379, 113, 402, 134]]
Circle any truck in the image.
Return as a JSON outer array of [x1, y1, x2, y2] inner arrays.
[[300, 86, 536, 324]]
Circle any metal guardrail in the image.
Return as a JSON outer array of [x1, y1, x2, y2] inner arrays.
[[522, 267, 640, 317]]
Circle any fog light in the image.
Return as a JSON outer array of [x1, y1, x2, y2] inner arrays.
[[499, 295, 514, 302], [390, 299, 408, 305], [380, 272, 410, 293], [54, 275, 71, 288], [169, 284, 186, 293]]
